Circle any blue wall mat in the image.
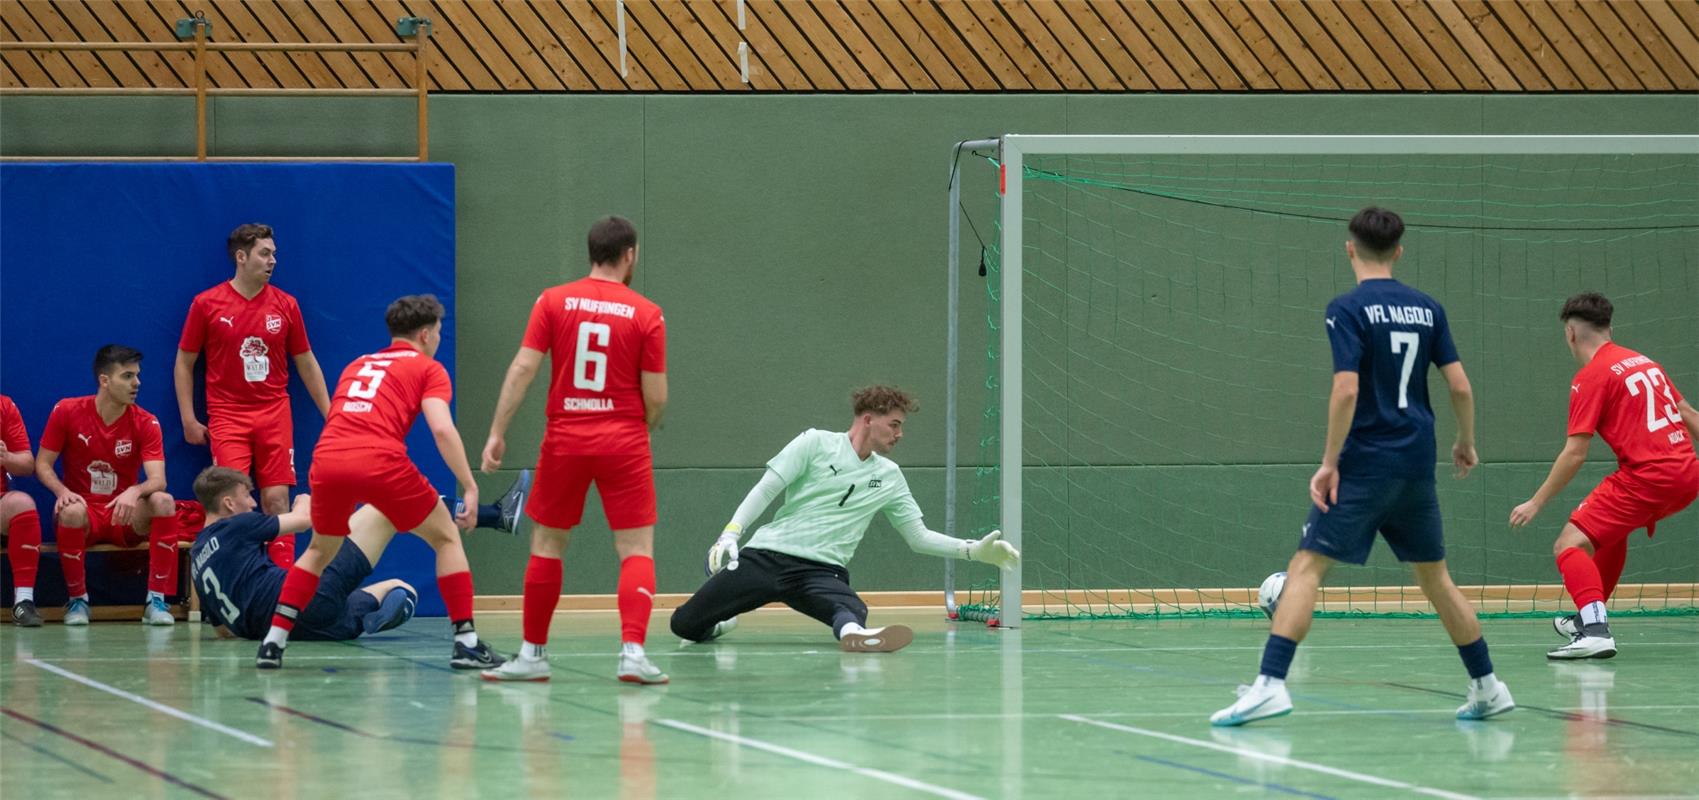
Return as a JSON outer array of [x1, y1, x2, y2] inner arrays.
[[1, 162, 457, 616]]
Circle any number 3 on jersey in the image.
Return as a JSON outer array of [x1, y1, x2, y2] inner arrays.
[[574, 322, 611, 391], [1626, 368, 1681, 433]]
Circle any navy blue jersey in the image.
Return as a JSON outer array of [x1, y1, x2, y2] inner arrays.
[[189, 511, 285, 638], [1324, 279, 1459, 479]]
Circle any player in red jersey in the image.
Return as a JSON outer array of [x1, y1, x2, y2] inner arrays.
[[2, 394, 45, 626], [1511, 293, 1699, 659], [34, 346, 181, 626], [175, 223, 331, 569], [479, 216, 670, 684], [256, 295, 505, 671]]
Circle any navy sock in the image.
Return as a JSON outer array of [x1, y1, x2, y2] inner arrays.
[[1259, 634, 1298, 680], [1457, 637, 1493, 680], [477, 504, 502, 529]]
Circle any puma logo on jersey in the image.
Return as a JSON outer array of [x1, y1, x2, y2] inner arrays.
[[1303, 523, 1312, 535], [217, 315, 235, 327], [76, 433, 92, 446], [1325, 318, 1336, 329], [63, 552, 83, 562], [828, 465, 839, 476], [1572, 384, 1581, 393]]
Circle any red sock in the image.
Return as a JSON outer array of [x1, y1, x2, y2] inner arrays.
[[57, 522, 88, 598], [1594, 539, 1627, 600], [7, 510, 42, 591], [617, 555, 656, 645], [1557, 546, 1605, 610], [437, 570, 475, 627], [270, 565, 322, 634], [523, 556, 563, 646], [147, 513, 179, 595], [267, 536, 296, 569]]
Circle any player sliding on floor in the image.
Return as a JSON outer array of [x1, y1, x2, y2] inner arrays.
[[1212, 207, 1513, 726], [1509, 293, 1699, 660], [668, 385, 1020, 653]]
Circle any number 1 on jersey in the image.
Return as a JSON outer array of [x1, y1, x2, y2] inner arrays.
[[1389, 332, 1419, 409], [574, 322, 611, 391]]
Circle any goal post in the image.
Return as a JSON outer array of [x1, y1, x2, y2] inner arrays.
[[947, 134, 1699, 627]]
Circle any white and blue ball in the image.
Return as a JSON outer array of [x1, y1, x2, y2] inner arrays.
[[1257, 571, 1287, 619]]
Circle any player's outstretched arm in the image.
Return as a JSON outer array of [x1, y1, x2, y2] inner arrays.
[[1439, 362, 1478, 477], [707, 468, 789, 573], [1510, 434, 1591, 528], [1310, 371, 1359, 512], [641, 370, 668, 430], [276, 494, 313, 535], [422, 397, 478, 530], [892, 517, 1020, 570], [292, 351, 332, 418], [482, 347, 544, 473], [174, 349, 208, 445]]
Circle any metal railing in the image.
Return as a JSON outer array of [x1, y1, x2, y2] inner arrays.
[[0, 13, 434, 161]]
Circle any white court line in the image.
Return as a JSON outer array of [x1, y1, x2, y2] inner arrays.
[[750, 704, 1699, 723], [654, 718, 984, 800], [25, 659, 273, 748], [1061, 714, 1477, 800]]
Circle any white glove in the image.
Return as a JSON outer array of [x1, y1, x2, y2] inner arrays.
[[965, 529, 1020, 571], [706, 529, 741, 575]]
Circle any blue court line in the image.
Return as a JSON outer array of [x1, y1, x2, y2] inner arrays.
[[0, 728, 116, 784], [1, 707, 224, 799], [243, 697, 561, 753], [1129, 753, 1338, 800]]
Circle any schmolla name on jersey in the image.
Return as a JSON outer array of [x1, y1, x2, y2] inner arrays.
[[1362, 304, 1435, 327]]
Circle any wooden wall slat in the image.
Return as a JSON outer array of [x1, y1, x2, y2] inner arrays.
[[4, 1, 1696, 92]]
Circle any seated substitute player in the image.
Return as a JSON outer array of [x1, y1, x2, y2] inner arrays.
[[34, 345, 182, 626], [1212, 208, 1514, 726], [256, 295, 504, 670], [190, 466, 417, 641], [192, 465, 533, 642], [1509, 293, 1699, 660], [3, 393, 46, 626], [668, 385, 1020, 653]]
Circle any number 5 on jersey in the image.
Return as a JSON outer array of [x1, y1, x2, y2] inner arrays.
[[574, 322, 611, 392]]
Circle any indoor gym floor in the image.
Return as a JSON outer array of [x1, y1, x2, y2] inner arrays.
[[2, 608, 1696, 799]]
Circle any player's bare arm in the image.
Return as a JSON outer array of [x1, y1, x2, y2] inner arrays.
[[1440, 362, 1478, 477], [481, 346, 543, 472], [1509, 434, 1592, 528], [33, 446, 83, 515], [174, 348, 208, 445], [292, 351, 332, 417], [641, 370, 668, 429], [1311, 371, 1359, 512], [277, 493, 313, 535], [110, 459, 168, 525], [422, 397, 478, 530], [0, 438, 31, 477]]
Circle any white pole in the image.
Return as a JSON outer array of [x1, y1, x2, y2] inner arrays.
[[998, 139, 1023, 628]]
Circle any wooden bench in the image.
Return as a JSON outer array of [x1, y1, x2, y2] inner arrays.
[[0, 538, 195, 621]]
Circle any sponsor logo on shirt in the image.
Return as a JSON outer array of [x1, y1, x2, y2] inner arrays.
[[265, 314, 283, 335], [868, 478, 882, 488], [115, 439, 132, 457]]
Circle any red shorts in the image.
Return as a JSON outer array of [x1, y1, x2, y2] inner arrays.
[[81, 502, 146, 546], [307, 452, 440, 537], [1570, 463, 1699, 549], [210, 402, 297, 489], [529, 451, 656, 531]]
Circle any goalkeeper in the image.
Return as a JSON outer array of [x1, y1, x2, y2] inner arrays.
[[669, 385, 1019, 652]]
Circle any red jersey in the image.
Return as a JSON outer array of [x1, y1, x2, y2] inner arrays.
[[314, 342, 452, 458], [1569, 342, 1693, 480], [179, 282, 312, 410], [1, 394, 31, 493], [40, 396, 163, 501], [523, 277, 666, 455]]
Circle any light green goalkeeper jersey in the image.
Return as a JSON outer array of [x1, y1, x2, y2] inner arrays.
[[742, 429, 925, 567]]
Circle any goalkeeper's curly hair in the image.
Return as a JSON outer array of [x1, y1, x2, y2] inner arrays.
[[851, 385, 918, 417]]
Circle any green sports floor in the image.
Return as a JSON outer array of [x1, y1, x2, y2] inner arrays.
[[2, 608, 1696, 799]]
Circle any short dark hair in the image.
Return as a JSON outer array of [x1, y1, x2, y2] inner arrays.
[[93, 344, 143, 380], [386, 294, 445, 337], [193, 465, 253, 509], [1348, 207, 1404, 260], [852, 385, 919, 417], [587, 216, 638, 266], [1560, 292, 1614, 330], [228, 223, 275, 262]]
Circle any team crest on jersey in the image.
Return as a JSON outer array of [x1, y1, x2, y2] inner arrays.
[[265, 314, 284, 334], [115, 439, 132, 457]]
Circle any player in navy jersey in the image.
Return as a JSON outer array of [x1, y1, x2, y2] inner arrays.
[[1212, 207, 1514, 726]]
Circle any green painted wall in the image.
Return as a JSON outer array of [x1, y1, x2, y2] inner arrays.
[[4, 94, 1696, 599]]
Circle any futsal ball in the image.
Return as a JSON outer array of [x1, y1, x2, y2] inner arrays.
[[1258, 572, 1287, 619]]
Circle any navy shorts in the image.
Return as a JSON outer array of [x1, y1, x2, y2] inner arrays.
[[1299, 476, 1444, 565], [293, 542, 380, 642]]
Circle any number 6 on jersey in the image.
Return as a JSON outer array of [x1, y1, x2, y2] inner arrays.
[[574, 322, 611, 391]]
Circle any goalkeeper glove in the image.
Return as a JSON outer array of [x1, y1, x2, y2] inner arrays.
[[705, 525, 742, 575], [964, 529, 1020, 571]]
